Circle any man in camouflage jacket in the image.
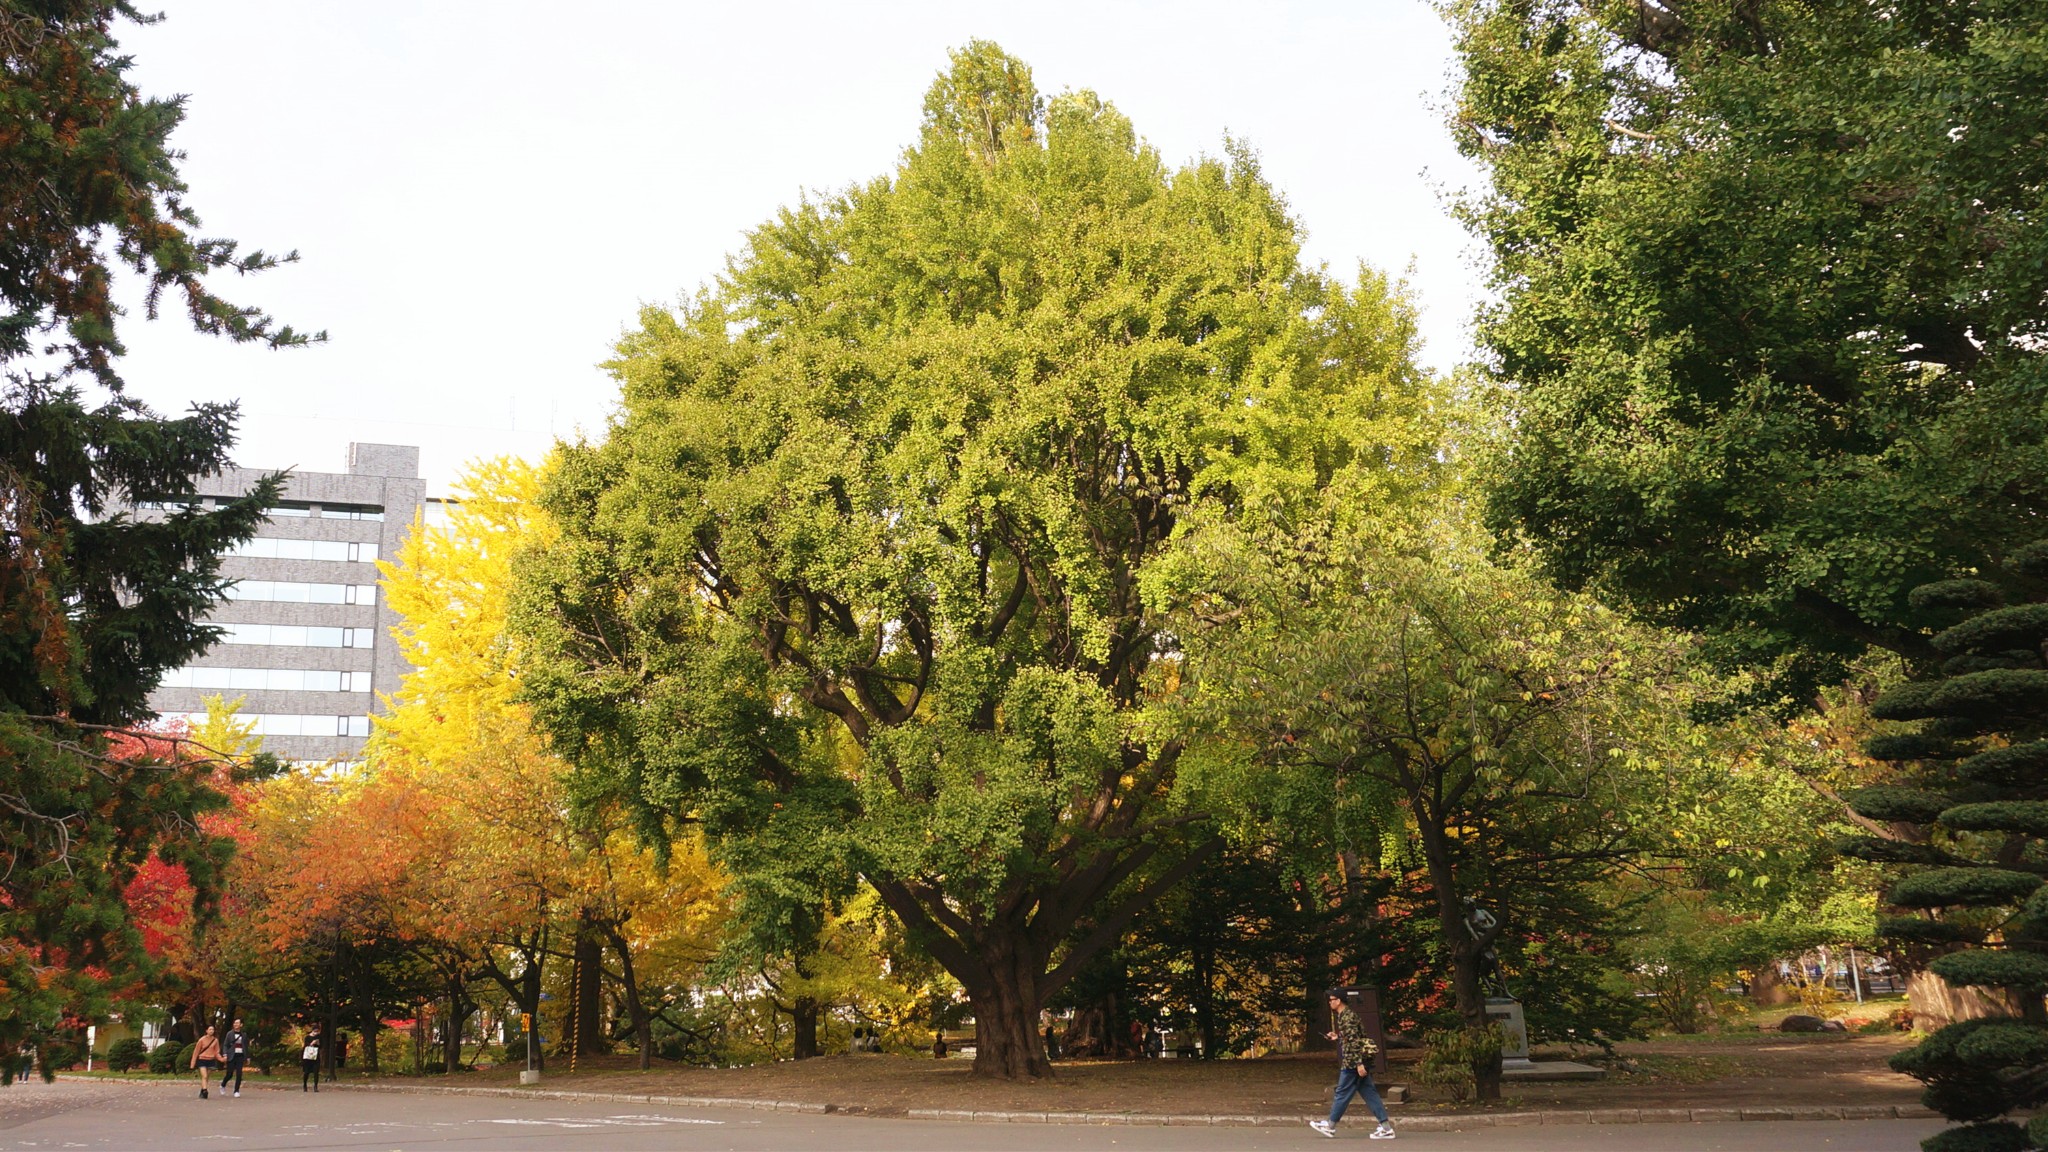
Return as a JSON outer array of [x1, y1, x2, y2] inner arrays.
[[1311, 989, 1395, 1139]]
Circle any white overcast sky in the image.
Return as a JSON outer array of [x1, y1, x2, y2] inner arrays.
[[116, 1, 1485, 494]]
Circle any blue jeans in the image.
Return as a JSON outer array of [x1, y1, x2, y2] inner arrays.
[[1329, 1066, 1390, 1125]]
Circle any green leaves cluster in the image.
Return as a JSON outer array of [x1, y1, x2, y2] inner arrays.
[[1843, 544, 2048, 1142], [1451, 0, 2048, 703], [0, 0, 304, 1078], [511, 41, 1446, 1076]]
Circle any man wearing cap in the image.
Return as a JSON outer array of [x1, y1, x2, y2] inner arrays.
[[1310, 989, 1395, 1139]]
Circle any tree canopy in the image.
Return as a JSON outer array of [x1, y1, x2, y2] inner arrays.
[[0, 0, 308, 1077], [512, 40, 1448, 1078], [1451, 0, 2048, 703]]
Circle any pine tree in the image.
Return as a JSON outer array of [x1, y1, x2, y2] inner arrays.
[[0, 0, 310, 1079], [1845, 541, 2048, 1152]]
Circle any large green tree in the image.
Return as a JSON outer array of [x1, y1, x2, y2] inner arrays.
[[512, 42, 1445, 1078], [1450, 0, 2048, 701], [1155, 523, 1676, 1099], [0, 0, 308, 1076]]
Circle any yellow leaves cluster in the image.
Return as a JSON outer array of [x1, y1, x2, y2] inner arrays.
[[366, 455, 725, 969]]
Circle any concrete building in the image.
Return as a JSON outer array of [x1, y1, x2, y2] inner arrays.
[[142, 443, 431, 763]]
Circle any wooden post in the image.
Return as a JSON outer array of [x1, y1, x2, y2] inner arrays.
[[568, 951, 581, 1074]]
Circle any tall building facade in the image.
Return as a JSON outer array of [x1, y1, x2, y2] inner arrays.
[[142, 443, 429, 763]]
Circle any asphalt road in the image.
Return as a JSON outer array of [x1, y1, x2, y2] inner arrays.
[[1, 1079, 1948, 1151]]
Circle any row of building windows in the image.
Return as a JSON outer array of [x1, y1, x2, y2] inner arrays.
[[218, 624, 376, 649], [175, 712, 371, 738], [160, 667, 370, 693], [224, 580, 377, 605], [138, 499, 386, 522], [260, 501, 385, 521], [227, 537, 380, 563]]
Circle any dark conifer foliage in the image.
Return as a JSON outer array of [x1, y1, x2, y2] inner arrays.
[[1844, 542, 2048, 1152], [0, 0, 306, 1080]]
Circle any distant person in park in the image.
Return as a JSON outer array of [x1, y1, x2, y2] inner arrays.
[[300, 1030, 321, 1092], [189, 1024, 223, 1099], [931, 1032, 948, 1059], [1310, 990, 1394, 1140], [222, 1019, 250, 1098]]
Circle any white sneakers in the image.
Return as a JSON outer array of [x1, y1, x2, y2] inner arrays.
[[1309, 1119, 1397, 1139]]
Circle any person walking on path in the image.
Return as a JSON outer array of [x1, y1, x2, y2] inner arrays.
[[189, 1025, 223, 1099], [221, 1019, 250, 1098], [1310, 989, 1395, 1140], [299, 1030, 321, 1092]]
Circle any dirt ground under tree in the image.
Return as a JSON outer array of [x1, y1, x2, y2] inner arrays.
[[385, 1033, 1921, 1118]]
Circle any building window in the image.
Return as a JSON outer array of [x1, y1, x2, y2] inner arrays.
[[317, 503, 385, 521], [161, 667, 370, 692], [226, 538, 379, 562], [222, 581, 377, 605], [173, 713, 372, 738], [217, 624, 375, 648]]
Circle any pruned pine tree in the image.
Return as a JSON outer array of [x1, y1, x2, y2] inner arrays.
[[1844, 541, 2048, 1152]]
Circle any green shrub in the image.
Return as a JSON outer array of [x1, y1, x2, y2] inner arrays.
[[1910, 580, 2005, 613], [1845, 786, 1951, 824], [1939, 801, 2048, 836], [1961, 742, 2048, 786], [250, 1042, 287, 1075], [1416, 1025, 1503, 1105], [106, 1037, 147, 1073], [1923, 670, 2048, 723], [1931, 605, 2048, 656], [1888, 868, 2042, 909], [1864, 732, 1969, 762], [1928, 949, 2048, 992], [145, 1041, 189, 1076], [1875, 916, 1980, 947], [1924, 1120, 2027, 1152]]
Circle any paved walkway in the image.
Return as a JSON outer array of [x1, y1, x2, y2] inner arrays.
[[2, 1079, 1949, 1150]]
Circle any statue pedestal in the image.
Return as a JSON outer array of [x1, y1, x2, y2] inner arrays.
[[1485, 997, 1535, 1070], [1486, 995, 1605, 1080]]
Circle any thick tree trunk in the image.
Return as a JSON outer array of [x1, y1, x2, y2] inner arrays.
[[967, 971, 1050, 1079], [792, 996, 821, 1060], [1419, 818, 1502, 1102], [869, 839, 1222, 1080], [361, 1012, 379, 1073], [602, 924, 653, 1070], [443, 980, 475, 1073], [1747, 964, 1793, 1006], [320, 992, 339, 1079], [570, 918, 609, 1057], [1303, 953, 1335, 1051], [412, 1004, 426, 1074], [520, 961, 544, 1071]]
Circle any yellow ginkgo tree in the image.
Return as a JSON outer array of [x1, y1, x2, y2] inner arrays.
[[371, 457, 729, 1070]]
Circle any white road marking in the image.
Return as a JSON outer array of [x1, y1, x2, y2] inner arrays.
[[483, 1115, 726, 1129]]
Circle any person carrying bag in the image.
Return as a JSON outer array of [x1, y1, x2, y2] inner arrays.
[[189, 1025, 223, 1100], [299, 1031, 321, 1093]]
